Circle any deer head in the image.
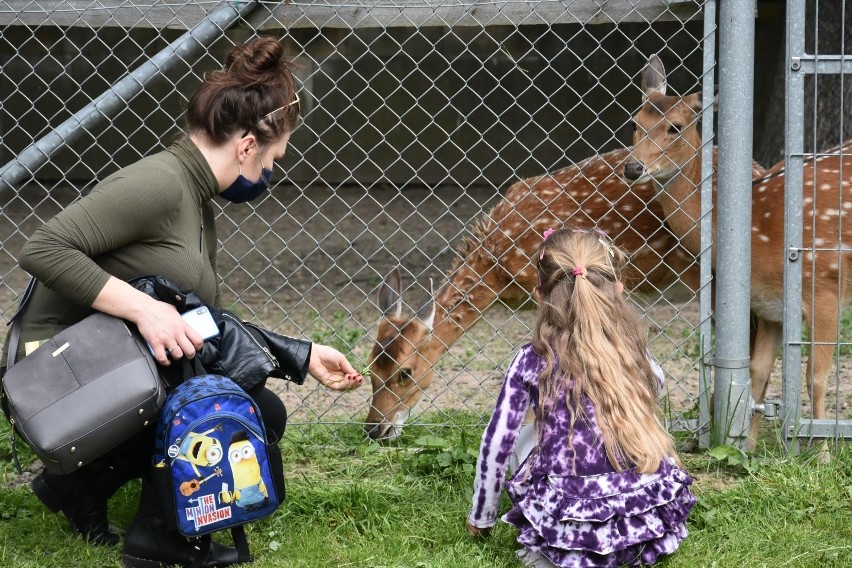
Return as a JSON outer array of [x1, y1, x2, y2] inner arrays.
[[365, 269, 437, 440], [623, 55, 710, 186]]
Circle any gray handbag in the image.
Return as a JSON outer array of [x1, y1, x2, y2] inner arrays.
[[3, 281, 165, 475]]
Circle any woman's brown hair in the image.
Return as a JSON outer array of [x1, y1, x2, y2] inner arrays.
[[186, 36, 299, 146], [533, 228, 679, 474]]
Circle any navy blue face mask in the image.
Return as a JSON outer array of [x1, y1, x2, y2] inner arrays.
[[221, 158, 273, 204]]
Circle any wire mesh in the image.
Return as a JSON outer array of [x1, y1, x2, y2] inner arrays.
[[1, 1, 712, 442]]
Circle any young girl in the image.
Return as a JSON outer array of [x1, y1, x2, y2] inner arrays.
[[466, 228, 695, 567]]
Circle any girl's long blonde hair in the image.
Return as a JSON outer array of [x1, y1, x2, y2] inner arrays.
[[533, 228, 678, 474]]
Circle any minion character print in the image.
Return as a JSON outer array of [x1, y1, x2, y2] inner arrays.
[[220, 431, 269, 512], [170, 424, 224, 477]]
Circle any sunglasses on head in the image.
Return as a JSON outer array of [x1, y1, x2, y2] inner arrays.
[[241, 92, 300, 138]]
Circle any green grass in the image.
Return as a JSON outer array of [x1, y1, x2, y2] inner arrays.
[[1, 416, 851, 567]]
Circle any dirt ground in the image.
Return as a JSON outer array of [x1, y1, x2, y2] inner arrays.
[[2, 183, 851, 436]]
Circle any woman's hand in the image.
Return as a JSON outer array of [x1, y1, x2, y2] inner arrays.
[[92, 277, 203, 366], [308, 343, 364, 391], [465, 518, 491, 537], [134, 299, 204, 366]]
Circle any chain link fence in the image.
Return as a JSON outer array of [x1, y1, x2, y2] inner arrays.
[[1, 1, 713, 442]]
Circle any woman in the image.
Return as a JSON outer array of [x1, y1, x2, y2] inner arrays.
[[3, 37, 362, 567]]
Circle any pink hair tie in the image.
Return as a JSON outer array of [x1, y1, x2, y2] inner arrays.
[[572, 266, 587, 278], [540, 228, 555, 260]]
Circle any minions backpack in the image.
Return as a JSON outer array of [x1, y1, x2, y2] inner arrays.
[[153, 373, 285, 562]]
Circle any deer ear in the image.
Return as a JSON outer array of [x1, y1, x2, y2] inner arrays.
[[379, 268, 402, 318], [415, 278, 436, 331], [685, 93, 703, 114], [641, 55, 667, 99], [685, 86, 719, 115]]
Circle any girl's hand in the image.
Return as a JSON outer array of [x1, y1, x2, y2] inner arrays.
[[465, 518, 491, 537], [308, 343, 364, 391]]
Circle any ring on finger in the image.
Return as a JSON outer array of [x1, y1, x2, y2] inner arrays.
[[167, 345, 179, 353]]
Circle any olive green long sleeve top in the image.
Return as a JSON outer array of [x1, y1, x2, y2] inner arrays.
[[6, 137, 221, 360]]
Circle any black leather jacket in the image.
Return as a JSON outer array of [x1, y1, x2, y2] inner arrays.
[[130, 276, 311, 392]]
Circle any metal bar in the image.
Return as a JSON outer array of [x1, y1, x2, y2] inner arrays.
[[713, 0, 755, 447], [787, 419, 852, 440], [0, 0, 261, 196], [792, 55, 852, 75], [782, 0, 805, 454], [698, 0, 716, 449], [0, 0, 703, 28]]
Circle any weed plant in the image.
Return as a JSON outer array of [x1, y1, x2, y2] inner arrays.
[[0, 416, 850, 567]]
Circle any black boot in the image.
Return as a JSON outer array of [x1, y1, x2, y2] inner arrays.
[[121, 479, 242, 568], [31, 466, 120, 546]]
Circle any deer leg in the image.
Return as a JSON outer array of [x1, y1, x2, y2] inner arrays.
[[747, 317, 782, 451], [806, 303, 838, 421], [803, 296, 839, 463]]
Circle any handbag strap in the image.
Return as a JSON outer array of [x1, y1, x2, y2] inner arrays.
[[5, 276, 38, 368], [4, 276, 37, 474]]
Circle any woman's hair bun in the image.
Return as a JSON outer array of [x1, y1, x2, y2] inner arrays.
[[225, 37, 285, 85]]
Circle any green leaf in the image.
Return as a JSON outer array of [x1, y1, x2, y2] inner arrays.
[[413, 435, 449, 449]]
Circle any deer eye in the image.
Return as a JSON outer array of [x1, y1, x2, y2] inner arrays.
[[668, 123, 682, 134], [399, 367, 412, 384], [630, 121, 638, 133]]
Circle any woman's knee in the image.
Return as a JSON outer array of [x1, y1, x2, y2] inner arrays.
[[249, 386, 287, 441]]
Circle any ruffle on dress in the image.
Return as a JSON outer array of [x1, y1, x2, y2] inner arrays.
[[502, 459, 696, 567]]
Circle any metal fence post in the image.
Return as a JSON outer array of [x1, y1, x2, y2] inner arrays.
[[781, 0, 805, 454], [698, 0, 716, 449], [713, 0, 755, 447]]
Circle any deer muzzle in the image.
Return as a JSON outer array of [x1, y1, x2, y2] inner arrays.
[[622, 161, 646, 181]]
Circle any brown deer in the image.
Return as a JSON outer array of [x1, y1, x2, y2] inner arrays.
[[623, 55, 852, 449], [366, 148, 767, 440]]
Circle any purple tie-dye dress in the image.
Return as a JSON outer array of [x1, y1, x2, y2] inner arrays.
[[468, 344, 696, 567]]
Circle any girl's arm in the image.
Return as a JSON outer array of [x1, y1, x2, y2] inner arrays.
[[467, 346, 533, 531]]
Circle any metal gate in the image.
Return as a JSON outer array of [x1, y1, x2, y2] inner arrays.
[[782, 0, 852, 449]]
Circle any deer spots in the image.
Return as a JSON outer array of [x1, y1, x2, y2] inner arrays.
[[820, 183, 833, 191], [764, 212, 772, 219], [757, 185, 768, 193], [758, 235, 771, 242]]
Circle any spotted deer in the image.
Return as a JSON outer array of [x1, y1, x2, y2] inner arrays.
[[365, 147, 768, 440], [623, 55, 852, 449]]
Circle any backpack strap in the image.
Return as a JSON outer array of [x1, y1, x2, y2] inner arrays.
[[231, 526, 253, 563]]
